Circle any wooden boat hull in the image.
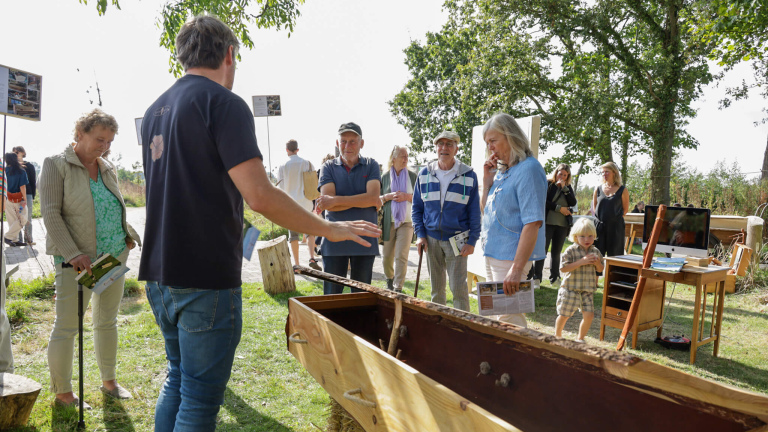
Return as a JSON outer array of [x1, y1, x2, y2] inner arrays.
[[286, 273, 768, 432]]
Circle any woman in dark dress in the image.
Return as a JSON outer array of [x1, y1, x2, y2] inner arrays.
[[592, 161, 629, 257]]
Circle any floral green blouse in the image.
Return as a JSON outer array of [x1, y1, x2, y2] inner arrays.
[[55, 170, 126, 265]]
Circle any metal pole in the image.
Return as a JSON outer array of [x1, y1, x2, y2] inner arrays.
[[266, 116, 274, 232], [266, 116, 272, 179], [78, 283, 85, 429], [1, 115, 7, 254]]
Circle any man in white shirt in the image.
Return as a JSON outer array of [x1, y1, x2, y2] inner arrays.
[[277, 139, 321, 270]]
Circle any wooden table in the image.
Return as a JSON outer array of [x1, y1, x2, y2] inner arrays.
[[640, 264, 729, 364], [600, 256, 729, 364]]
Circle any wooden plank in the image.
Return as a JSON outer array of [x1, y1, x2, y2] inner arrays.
[[287, 298, 522, 432], [294, 294, 378, 311], [622, 361, 768, 425]]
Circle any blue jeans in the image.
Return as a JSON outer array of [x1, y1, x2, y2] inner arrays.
[[322, 255, 376, 294], [145, 282, 242, 432]]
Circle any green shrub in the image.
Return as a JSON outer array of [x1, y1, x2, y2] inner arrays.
[[6, 299, 31, 324], [124, 278, 144, 297], [623, 158, 768, 217], [8, 273, 55, 299], [244, 208, 290, 241]]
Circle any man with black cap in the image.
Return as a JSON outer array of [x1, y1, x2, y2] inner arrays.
[[316, 122, 382, 294]]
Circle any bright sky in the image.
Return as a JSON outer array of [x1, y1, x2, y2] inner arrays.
[[1, 0, 766, 187]]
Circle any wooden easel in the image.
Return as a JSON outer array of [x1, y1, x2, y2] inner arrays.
[[617, 205, 666, 351]]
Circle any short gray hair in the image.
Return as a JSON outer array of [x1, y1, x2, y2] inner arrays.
[[176, 15, 240, 71], [482, 113, 532, 166]]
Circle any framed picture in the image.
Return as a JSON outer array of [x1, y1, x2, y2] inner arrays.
[[1, 64, 42, 121], [252, 95, 281, 117]]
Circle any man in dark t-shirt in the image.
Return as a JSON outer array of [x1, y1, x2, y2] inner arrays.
[[140, 16, 380, 431]]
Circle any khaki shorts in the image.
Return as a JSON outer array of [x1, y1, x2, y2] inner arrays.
[[556, 288, 594, 317]]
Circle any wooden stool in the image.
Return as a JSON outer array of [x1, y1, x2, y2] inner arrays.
[[0, 373, 41, 429], [257, 235, 295, 294]]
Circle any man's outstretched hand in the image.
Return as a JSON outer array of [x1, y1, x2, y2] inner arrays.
[[326, 220, 381, 247]]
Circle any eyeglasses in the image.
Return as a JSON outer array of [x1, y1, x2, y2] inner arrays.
[[436, 141, 456, 148]]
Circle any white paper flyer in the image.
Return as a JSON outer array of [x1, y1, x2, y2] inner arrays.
[[477, 280, 535, 316]]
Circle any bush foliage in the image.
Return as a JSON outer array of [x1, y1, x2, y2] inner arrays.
[[574, 158, 767, 218]]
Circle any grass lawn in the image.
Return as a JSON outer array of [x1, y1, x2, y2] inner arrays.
[[4, 271, 768, 431]]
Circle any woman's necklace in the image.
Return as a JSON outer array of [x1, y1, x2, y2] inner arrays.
[[602, 183, 618, 196]]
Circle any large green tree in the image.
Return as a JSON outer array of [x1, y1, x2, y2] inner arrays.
[[78, 0, 305, 76], [692, 0, 768, 187], [391, 0, 717, 205]]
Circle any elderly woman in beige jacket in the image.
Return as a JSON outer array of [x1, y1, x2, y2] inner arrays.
[[41, 109, 141, 409]]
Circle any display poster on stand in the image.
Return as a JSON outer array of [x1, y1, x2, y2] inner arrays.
[[252, 95, 281, 117], [1, 64, 42, 121]]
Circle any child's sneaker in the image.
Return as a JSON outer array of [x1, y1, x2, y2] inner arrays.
[[533, 279, 541, 290], [574, 339, 586, 344]]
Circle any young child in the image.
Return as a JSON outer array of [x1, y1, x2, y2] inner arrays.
[[556, 218, 604, 343]]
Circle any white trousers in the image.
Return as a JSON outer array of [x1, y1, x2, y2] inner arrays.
[[4, 199, 28, 241], [47, 248, 129, 393], [485, 257, 533, 328]]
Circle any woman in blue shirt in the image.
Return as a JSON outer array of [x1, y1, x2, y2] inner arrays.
[[480, 113, 547, 327]]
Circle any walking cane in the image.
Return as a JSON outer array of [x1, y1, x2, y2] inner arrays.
[[77, 282, 85, 429], [413, 245, 424, 298]]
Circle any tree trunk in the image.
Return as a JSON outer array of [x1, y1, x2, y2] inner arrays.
[[650, 134, 673, 205], [597, 120, 613, 163], [572, 146, 589, 193], [650, 0, 682, 206], [620, 138, 629, 184], [762, 133, 768, 183]]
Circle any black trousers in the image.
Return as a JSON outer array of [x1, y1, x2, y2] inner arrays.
[[528, 224, 570, 282]]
